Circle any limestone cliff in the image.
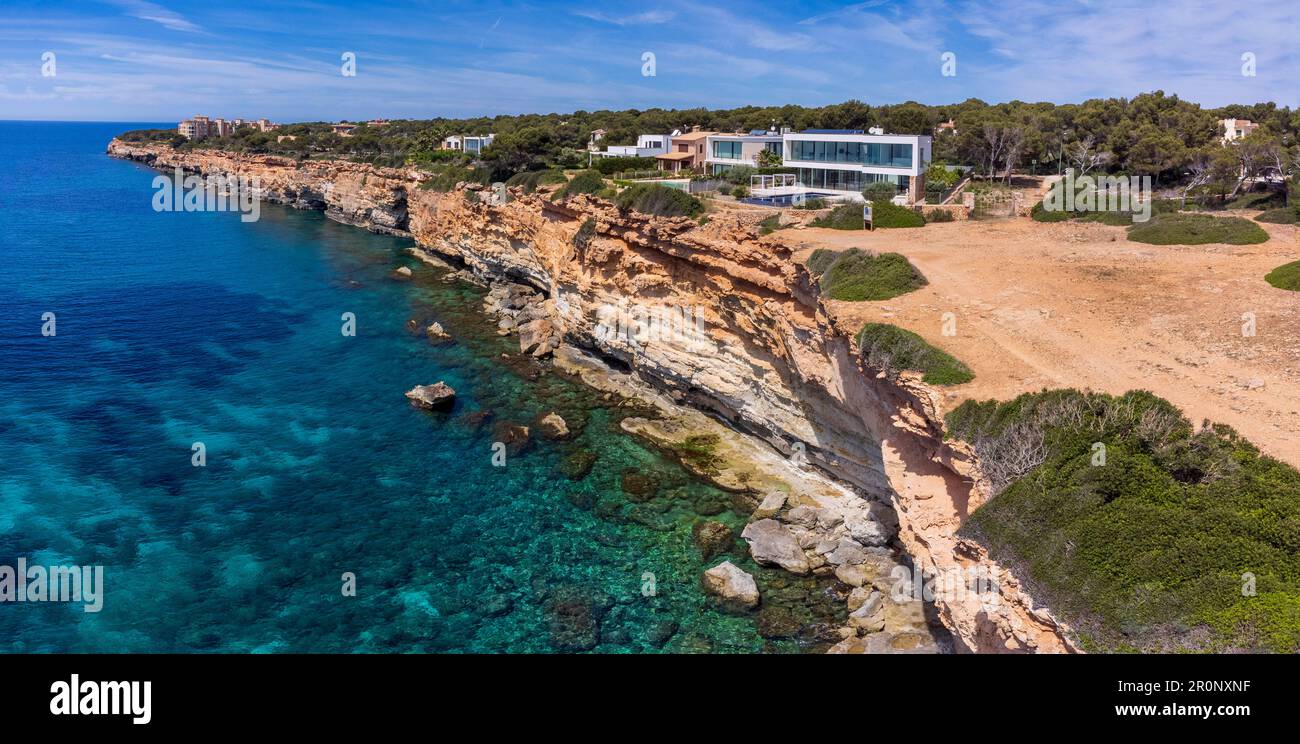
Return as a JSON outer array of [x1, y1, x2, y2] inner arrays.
[[107, 139, 1080, 653]]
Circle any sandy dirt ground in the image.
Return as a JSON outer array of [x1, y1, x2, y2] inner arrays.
[[788, 214, 1300, 468]]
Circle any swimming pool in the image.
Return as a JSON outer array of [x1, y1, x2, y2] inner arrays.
[[740, 192, 841, 207]]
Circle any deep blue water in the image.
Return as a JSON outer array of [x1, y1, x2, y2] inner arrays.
[[0, 122, 843, 652]]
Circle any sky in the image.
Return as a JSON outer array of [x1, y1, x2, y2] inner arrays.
[[1, 0, 1297, 123]]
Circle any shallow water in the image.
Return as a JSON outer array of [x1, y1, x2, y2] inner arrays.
[[0, 122, 845, 653]]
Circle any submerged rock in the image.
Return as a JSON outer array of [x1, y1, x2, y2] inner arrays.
[[491, 421, 531, 454], [405, 382, 456, 411], [691, 520, 733, 559], [701, 561, 760, 610], [558, 448, 597, 480], [392, 266, 413, 280], [426, 322, 452, 344], [537, 411, 570, 440], [741, 519, 810, 575], [620, 470, 659, 502], [543, 585, 612, 652]]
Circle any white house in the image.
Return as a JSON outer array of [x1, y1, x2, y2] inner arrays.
[[441, 134, 496, 154], [779, 129, 932, 204], [589, 134, 670, 160]]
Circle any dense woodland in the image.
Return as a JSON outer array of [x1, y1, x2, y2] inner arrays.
[[120, 91, 1300, 196]]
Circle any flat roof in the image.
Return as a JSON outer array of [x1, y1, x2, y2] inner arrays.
[[655, 151, 695, 160], [671, 131, 713, 141]]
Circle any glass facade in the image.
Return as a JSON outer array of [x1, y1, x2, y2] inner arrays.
[[712, 140, 743, 159], [795, 168, 906, 192], [786, 140, 913, 168]]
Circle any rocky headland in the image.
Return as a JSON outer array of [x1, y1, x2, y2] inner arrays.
[[108, 139, 1080, 653]]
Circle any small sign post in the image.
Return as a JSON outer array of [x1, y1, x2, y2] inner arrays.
[[863, 203, 873, 231]]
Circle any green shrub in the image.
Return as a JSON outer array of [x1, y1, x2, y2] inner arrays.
[[463, 189, 480, 204], [795, 197, 828, 210], [810, 204, 865, 229], [819, 249, 927, 301], [926, 208, 956, 223], [948, 388, 1300, 653], [555, 169, 606, 199], [1030, 201, 1071, 222], [862, 182, 898, 202], [731, 185, 750, 199], [1227, 189, 1285, 211], [1255, 207, 1298, 224], [856, 323, 973, 385], [419, 165, 484, 191], [758, 214, 780, 235], [505, 168, 566, 193], [871, 200, 926, 228], [1265, 260, 1300, 291], [806, 248, 840, 277], [573, 217, 596, 250], [614, 183, 704, 218], [1127, 212, 1269, 245], [716, 184, 733, 197]]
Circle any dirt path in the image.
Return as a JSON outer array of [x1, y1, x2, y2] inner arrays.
[[790, 215, 1300, 467]]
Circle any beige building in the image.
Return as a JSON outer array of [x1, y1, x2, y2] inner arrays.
[[655, 128, 715, 173], [1220, 118, 1259, 144]]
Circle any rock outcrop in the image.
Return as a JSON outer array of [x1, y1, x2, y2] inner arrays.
[[405, 382, 456, 410], [107, 139, 1080, 654], [701, 561, 760, 609]]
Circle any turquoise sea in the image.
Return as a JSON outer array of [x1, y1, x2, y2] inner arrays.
[[0, 122, 845, 652]]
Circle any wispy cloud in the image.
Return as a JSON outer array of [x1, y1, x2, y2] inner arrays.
[[105, 0, 201, 33], [571, 9, 676, 26]]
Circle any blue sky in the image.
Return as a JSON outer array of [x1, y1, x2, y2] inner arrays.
[[2, 0, 1297, 122]]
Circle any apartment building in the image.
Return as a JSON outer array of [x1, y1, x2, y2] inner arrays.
[[780, 129, 932, 203], [704, 130, 783, 174], [178, 115, 278, 139]]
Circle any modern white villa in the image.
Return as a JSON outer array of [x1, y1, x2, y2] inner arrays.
[[704, 130, 784, 174], [770, 128, 932, 204], [441, 134, 496, 154]]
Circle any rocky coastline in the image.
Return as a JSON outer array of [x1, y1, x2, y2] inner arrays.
[[107, 139, 1081, 653]]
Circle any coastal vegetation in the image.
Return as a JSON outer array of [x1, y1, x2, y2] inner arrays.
[[614, 183, 704, 218], [811, 202, 926, 230], [758, 215, 781, 235], [856, 323, 973, 385], [1265, 260, 1300, 291], [1127, 212, 1269, 245], [505, 168, 567, 193], [808, 249, 927, 301], [554, 169, 606, 199], [1255, 206, 1299, 224], [947, 389, 1300, 653]]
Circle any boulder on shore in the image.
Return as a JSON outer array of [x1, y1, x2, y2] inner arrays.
[[701, 561, 760, 609], [405, 382, 456, 410], [741, 519, 810, 575]]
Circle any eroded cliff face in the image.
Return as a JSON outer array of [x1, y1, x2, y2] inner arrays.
[[107, 140, 1080, 653]]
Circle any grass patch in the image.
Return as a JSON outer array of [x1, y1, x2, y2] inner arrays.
[[811, 201, 926, 229], [816, 249, 927, 301], [1228, 189, 1286, 211], [1127, 212, 1269, 245], [948, 389, 1300, 653], [614, 183, 704, 218], [856, 323, 972, 385], [1255, 207, 1298, 224], [1265, 260, 1300, 291]]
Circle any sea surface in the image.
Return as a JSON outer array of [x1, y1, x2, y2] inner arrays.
[[0, 121, 844, 652]]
